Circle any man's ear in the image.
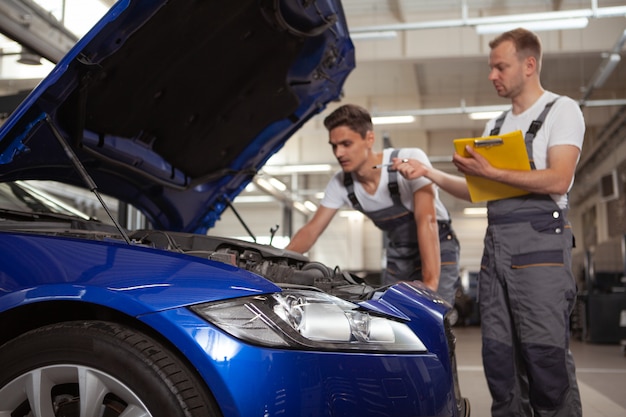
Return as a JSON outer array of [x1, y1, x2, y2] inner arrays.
[[525, 56, 537, 75], [365, 130, 375, 147]]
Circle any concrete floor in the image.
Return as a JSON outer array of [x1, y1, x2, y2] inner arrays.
[[454, 325, 626, 417]]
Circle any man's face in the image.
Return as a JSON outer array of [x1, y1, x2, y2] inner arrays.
[[328, 126, 373, 173], [487, 40, 527, 99]]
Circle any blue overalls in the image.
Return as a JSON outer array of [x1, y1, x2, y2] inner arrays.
[[344, 149, 460, 306], [479, 99, 582, 416]]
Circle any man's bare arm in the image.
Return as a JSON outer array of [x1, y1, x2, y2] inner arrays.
[[455, 144, 580, 195], [285, 205, 337, 253], [393, 158, 472, 201], [412, 184, 440, 292]]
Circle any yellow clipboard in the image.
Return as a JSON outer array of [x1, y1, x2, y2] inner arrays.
[[453, 130, 531, 203]]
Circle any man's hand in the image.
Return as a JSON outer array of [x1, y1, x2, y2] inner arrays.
[[391, 157, 428, 180], [453, 143, 580, 196], [452, 145, 495, 178], [390, 155, 472, 201]]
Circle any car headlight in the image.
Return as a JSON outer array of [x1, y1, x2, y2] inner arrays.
[[190, 289, 427, 352]]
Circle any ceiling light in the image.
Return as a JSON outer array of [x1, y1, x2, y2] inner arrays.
[[255, 178, 274, 193], [468, 111, 503, 120], [303, 201, 318, 212], [372, 99, 626, 120], [234, 195, 277, 203], [372, 115, 415, 125], [475, 17, 588, 35], [268, 177, 287, 191], [339, 210, 365, 220], [293, 201, 308, 213], [263, 164, 334, 174], [463, 207, 487, 216], [350, 31, 397, 41]]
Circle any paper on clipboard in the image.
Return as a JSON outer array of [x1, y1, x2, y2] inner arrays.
[[453, 130, 531, 203]]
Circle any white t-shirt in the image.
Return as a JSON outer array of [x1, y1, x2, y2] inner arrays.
[[482, 91, 585, 208], [320, 148, 450, 221]]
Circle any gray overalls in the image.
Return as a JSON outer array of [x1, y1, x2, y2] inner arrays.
[[344, 149, 460, 306], [480, 99, 582, 416]]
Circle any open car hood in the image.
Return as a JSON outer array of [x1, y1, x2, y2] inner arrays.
[[0, 0, 354, 233]]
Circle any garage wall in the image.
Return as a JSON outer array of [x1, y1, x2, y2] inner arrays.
[[570, 130, 626, 254]]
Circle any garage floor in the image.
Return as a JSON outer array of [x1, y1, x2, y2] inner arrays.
[[455, 326, 626, 416]]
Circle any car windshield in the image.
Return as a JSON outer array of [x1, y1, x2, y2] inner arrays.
[[0, 181, 90, 220]]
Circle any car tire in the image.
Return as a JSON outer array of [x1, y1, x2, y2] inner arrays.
[[0, 320, 222, 417]]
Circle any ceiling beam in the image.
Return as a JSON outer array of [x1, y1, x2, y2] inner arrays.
[[370, 99, 626, 119], [0, 0, 78, 63], [349, 4, 626, 33]]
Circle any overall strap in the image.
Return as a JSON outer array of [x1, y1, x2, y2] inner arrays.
[[488, 97, 560, 169], [489, 111, 508, 136], [525, 97, 559, 169], [343, 172, 361, 210], [386, 149, 403, 205]]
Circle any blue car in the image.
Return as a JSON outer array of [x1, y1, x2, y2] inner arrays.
[[0, 1, 469, 416]]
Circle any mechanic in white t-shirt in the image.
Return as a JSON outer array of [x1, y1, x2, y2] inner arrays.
[[286, 104, 460, 306]]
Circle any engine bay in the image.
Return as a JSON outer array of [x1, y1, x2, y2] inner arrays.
[[130, 229, 378, 302]]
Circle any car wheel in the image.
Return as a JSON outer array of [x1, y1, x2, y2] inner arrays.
[[0, 320, 222, 417]]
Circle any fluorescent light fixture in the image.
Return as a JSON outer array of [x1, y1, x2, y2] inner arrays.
[[593, 53, 621, 88], [268, 177, 287, 191], [293, 201, 308, 213], [475, 18, 588, 35], [351, 30, 398, 41], [339, 210, 365, 220], [255, 176, 287, 193], [263, 164, 334, 174], [468, 111, 503, 120], [255, 178, 274, 193], [463, 207, 488, 216], [234, 195, 277, 203], [372, 115, 415, 125], [303, 201, 318, 212]]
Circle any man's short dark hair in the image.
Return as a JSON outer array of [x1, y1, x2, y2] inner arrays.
[[323, 104, 373, 138], [489, 27, 543, 73]]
